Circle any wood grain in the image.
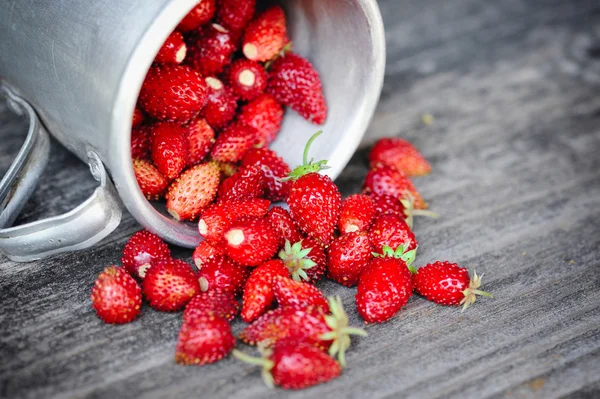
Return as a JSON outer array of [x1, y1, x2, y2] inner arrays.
[[1, 0, 600, 398]]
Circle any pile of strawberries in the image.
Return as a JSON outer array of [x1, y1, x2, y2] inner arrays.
[[91, 0, 492, 391]]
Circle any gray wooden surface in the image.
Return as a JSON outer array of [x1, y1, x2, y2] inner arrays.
[[2, 0, 600, 398]]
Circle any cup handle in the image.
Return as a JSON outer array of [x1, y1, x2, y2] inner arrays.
[[0, 85, 122, 262]]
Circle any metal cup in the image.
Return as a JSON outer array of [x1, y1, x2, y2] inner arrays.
[[0, 0, 385, 262]]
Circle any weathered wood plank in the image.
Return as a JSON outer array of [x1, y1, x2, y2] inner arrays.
[[1, 0, 600, 398]]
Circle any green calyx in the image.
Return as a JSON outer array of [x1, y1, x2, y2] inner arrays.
[[460, 271, 494, 312], [400, 191, 440, 230], [232, 348, 276, 389], [283, 131, 330, 181], [319, 296, 368, 368], [278, 239, 317, 282], [372, 243, 418, 274]]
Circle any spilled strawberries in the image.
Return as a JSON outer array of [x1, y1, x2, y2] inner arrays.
[[90, 0, 493, 391]]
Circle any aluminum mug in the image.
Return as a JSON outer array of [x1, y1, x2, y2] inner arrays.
[[0, 0, 386, 262]]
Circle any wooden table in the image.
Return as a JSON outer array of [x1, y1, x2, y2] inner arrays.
[[1, 0, 600, 398]]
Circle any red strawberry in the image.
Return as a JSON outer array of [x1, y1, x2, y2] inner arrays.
[[150, 122, 188, 180], [267, 53, 327, 125], [155, 31, 187, 64], [132, 106, 145, 127], [197, 255, 250, 295], [217, 164, 265, 202], [183, 289, 239, 323], [237, 93, 284, 147], [278, 239, 324, 283], [210, 122, 255, 162], [143, 258, 200, 312], [338, 194, 375, 234], [363, 164, 427, 209], [369, 193, 404, 217], [198, 198, 270, 244], [233, 340, 341, 390], [166, 162, 220, 221], [356, 245, 416, 323], [286, 132, 341, 244], [133, 159, 169, 200], [241, 147, 290, 201], [175, 314, 235, 365], [368, 213, 417, 253], [177, 0, 216, 32], [273, 276, 329, 312], [187, 23, 236, 76], [216, 0, 255, 33], [224, 217, 280, 266], [192, 240, 225, 268], [265, 207, 303, 246], [369, 137, 431, 176], [201, 77, 238, 129], [122, 230, 171, 279], [242, 6, 287, 62], [131, 125, 151, 159], [185, 118, 215, 166], [413, 262, 492, 311], [139, 64, 208, 122], [327, 231, 373, 287], [241, 259, 289, 322], [227, 59, 267, 100], [239, 296, 366, 366], [91, 266, 142, 324]]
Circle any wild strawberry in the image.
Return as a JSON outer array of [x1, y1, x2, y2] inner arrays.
[[185, 118, 215, 166], [356, 245, 416, 323], [216, 0, 255, 34], [177, 0, 216, 32], [139, 65, 208, 122], [278, 239, 322, 283], [224, 217, 280, 266], [265, 207, 303, 247], [368, 213, 417, 253], [201, 77, 238, 129], [217, 164, 265, 202], [327, 231, 373, 287], [197, 255, 250, 295], [133, 159, 169, 200], [183, 289, 239, 323], [132, 106, 145, 127], [296, 237, 327, 283], [286, 132, 341, 245], [192, 240, 225, 268], [131, 125, 151, 159], [369, 137, 431, 176], [198, 198, 270, 244], [243, 6, 287, 62], [233, 340, 341, 389], [166, 162, 220, 221], [237, 93, 284, 147], [210, 122, 255, 163], [239, 296, 366, 366], [369, 193, 404, 217], [150, 122, 188, 180], [154, 31, 187, 64], [267, 53, 327, 125], [363, 164, 427, 209], [175, 314, 235, 366], [413, 262, 492, 311], [241, 147, 290, 201], [143, 258, 199, 311], [122, 230, 171, 279], [241, 259, 289, 322], [227, 59, 267, 100], [338, 194, 375, 234], [273, 276, 329, 312], [187, 23, 236, 76], [91, 266, 142, 324]]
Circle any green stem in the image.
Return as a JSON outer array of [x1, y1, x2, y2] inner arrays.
[[472, 289, 494, 298], [303, 131, 323, 165], [232, 349, 268, 367]]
